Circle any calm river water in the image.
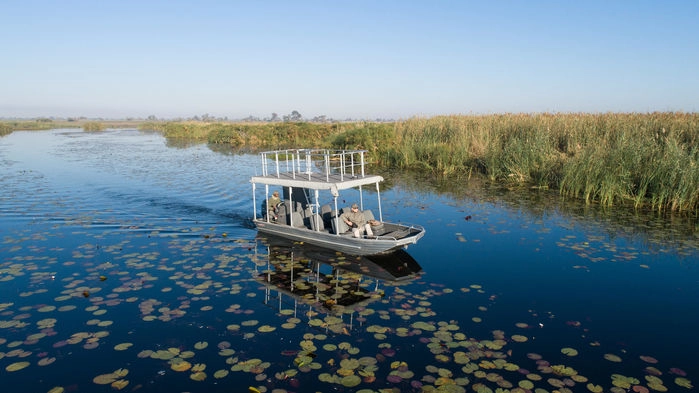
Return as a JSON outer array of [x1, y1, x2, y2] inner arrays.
[[1, 128, 697, 393]]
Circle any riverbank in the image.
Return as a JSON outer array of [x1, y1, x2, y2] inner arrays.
[[4, 112, 698, 213], [138, 112, 699, 213], [0, 119, 142, 136]]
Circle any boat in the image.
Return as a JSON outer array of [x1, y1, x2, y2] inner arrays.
[[255, 234, 423, 319], [250, 149, 425, 255]]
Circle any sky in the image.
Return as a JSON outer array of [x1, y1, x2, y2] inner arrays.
[[2, 0, 698, 120]]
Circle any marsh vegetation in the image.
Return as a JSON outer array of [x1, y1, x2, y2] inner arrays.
[[140, 112, 699, 213], [3, 113, 697, 212]]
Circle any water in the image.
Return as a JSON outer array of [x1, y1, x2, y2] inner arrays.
[[1, 129, 697, 393]]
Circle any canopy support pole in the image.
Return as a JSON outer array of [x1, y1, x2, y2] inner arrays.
[[375, 182, 383, 222]]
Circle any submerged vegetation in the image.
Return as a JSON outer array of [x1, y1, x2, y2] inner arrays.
[[141, 112, 699, 213]]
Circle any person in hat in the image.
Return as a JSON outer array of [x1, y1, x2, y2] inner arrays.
[[267, 191, 283, 222], [340, 203, 374, 238]]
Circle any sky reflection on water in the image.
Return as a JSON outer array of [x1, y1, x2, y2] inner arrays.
[[1, 129, 697, 393]]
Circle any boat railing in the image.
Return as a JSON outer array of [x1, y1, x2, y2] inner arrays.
[[259, 149, 369, 182]]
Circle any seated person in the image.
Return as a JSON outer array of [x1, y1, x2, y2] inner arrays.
[[340, 203, 374, 238], [267, 191, 282, 221]]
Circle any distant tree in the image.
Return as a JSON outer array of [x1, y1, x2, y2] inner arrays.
[[311, 115, 327, 123], [283, 110, 302, 122], [146, 115, 158, 121], [242, 115, 261, 122], [269, 113, 280, 122]]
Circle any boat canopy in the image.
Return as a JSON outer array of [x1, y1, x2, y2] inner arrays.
[[250, 149, 385, 219], [250, 149, 383, 193]]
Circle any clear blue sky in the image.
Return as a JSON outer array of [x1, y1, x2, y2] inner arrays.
[[2, 0, 698, 120]]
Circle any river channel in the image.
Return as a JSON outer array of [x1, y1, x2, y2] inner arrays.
[[1, 128, 697, 393]]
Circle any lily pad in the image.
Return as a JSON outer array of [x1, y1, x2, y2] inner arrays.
[[5, 361, 30, 372], [194, 341, 208, 350], [114, 343, 133, 351], [340, 374, 361, 387], [604, 353, 623, 362], [561, 347, 578, 356]]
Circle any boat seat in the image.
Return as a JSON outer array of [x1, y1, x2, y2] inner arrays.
[[363, 209, 384, 231], [309, 213, 325, 231], [330, 216, 351, 235], [302, 206, 313, 218], [322, 208, 334, 227], [320, 204, 331, 216], [276, 204, 288, 223], [326, 209, 338, 223], [281, 200, 302, 213], [289, 212, 305, 228]]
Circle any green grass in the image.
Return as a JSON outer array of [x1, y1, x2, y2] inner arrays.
[[139, 113, 699, 212], [5, 112, 692, 213], [1, 119, 142, 135], [371, 112, 697, 213], [82, 122, 105, 131], [0, 119, 64, 135], [138, 121, 392, 151]]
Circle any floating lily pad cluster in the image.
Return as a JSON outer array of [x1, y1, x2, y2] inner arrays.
[[0, 222, 694, 393]]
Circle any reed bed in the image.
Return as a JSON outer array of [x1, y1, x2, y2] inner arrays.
[[0, 123, 10, 137], [139, 121, 392, 151], [140, 113, 698, 213], [385, 112, 699, 213], [0, 120, 64, 135], [82, 122, 105, 131]]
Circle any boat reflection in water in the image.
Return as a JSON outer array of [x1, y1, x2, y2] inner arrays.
[[254, 234, 423, 332]]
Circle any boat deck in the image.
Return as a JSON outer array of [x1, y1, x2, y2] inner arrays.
[[256, 216, 418, 241]]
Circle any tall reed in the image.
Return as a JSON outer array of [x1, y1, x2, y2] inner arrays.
[[0, 120, 65, 134], [139, 113, 699, 213], [139, 121, 390, 151], [82, 122, 105, 131], [381, 112, 698, 212], [385, 115, 490, 176]]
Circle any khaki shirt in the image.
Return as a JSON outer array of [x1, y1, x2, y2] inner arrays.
[[340, 210, 366, 227], [268, 196, 282, 210]]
